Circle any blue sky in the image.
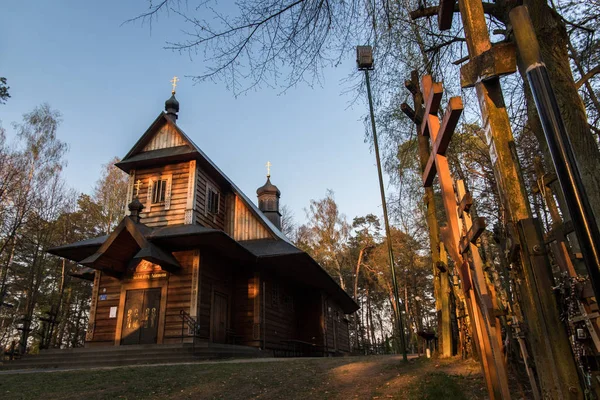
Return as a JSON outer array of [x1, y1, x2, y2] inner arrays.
[[1, 0, 392, 226]]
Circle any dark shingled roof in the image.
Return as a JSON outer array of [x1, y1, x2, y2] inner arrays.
[[48, 223, 359, 313], [115, 146, 197, 171], [239, 239, 303, 257], [48, 235, 109, 262]]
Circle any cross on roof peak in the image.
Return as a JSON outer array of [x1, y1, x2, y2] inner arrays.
[[170, 76, 179, 94]]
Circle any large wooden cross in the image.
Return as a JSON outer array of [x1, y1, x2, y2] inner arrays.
[[419, 76, 464, 262], [418, 75, 510, 399]]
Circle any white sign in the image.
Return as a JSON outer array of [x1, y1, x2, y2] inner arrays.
[[109, 306, 118, 319]]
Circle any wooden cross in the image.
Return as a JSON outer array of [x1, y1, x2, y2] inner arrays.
[[134, 179, 142, 197], [419, 76, 464, 256], [266, 161, 271, 178], [421, 80, 463, 187], [170, 76, 179, 94]]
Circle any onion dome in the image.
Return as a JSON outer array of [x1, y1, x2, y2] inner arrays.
[[257, 177, 281, 197], [165, 93, 179, 121]]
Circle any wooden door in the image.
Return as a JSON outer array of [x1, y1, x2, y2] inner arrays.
[[121, 289, 161, 345], [212, 292, 228, 343], [139, 289, 161, 344]]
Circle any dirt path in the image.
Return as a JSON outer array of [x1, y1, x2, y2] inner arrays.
[[0, 355, 488, 400]]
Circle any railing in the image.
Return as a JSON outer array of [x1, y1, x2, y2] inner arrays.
[[179, 310, 201, 353]]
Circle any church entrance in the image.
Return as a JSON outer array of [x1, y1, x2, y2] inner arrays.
[[121, 288, 161, 345], [212, 292, 228, 343]]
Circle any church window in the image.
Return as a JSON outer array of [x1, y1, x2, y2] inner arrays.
[[206, 185, 220, 214], [152, 179, 168, 204], [146, 175, 172, 211]]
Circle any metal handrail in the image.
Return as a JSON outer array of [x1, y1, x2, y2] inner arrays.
[[179, 310, 201, 353]]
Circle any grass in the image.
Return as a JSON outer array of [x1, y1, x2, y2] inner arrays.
[[0, 356, 486, 400]]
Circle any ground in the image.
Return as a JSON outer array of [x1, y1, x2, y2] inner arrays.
[[0, 355, 488, 400]]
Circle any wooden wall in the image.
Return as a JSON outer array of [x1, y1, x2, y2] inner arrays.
[[197, 252, 233, 340], [226, 194, 273, 240], [194, 167, 226, 230], [294, 288, 324, 347], [163, 251, 195, 342], [232, 270, 260, 347], [87, 251, 197, 345], [263, 275, 297, 349], [90, 273, 121, 344], [142, 123, 186, 152], [324, 297, 351, 353], [138, 162, 189, 227]]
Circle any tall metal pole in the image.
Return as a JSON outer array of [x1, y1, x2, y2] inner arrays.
[[364, 69, 408, 361], [511, 5, 600, 308]]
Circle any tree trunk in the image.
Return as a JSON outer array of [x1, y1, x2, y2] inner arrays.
[[516, 0, 600, 226]]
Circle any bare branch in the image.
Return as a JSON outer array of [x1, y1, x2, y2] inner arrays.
[[575, 64, 600, 89]]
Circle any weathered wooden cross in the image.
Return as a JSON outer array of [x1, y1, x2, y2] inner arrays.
[[418, 75, 511, 399]]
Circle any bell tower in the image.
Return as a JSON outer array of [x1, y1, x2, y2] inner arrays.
[[256, 162, 281, 230]]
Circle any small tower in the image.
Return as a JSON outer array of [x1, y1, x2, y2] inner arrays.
[[257, 162, 281, 230], [165, 76, 180, 122]]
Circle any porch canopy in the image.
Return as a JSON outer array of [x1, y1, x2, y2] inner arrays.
[[48, 221, 358, 314]]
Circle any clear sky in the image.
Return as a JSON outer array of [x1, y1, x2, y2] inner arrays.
[[1, 0, 392, 226]]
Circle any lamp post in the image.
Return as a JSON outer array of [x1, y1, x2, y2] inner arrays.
[[357, 45, 408, 361]]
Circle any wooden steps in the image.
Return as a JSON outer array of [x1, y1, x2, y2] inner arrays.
[[0, 343, 270, 371]]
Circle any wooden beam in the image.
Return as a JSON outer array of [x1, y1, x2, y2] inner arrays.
[[459, 261, 471, 292], [459, 192, 473, 214], [460, 217, 486, 254], [422, 96, 463, 187], [401, 103, 423, 125], [435, 97, 463, 155], [404, 79, 418, 95], [460, 43, 517, 88], [420, 76, 444, 137], [422, 153, 437, 187], [438, 0, 457, 30]]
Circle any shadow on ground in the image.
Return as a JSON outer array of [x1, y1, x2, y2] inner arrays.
[[0, 355, 487, 400]]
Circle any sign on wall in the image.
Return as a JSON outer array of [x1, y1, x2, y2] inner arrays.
[[130, 260, 169, 281]]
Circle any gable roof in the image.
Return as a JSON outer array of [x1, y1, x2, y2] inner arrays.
[[79, 217, 181, 273], [116, 112, 292, 244]]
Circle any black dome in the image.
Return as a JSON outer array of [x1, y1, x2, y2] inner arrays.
[[257, 177, 280, 196], [165, 93, 180, 113]]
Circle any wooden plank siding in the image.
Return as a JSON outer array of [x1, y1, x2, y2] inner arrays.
[[90, 273, 121, 343], [195, 167, 226, 230], [232, 270, 260, 347], [197, 252, 234, 340], [227, 194, 273, 241], [142, 123, 186, 152], [163, 251, 195, 342], [323, 297, 351, 353], [88, 251, 197, 345], [138, 162, 189, 227], [262, 275, 297, 350]]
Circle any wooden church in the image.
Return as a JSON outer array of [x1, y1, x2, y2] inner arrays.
[[49, 86, 357, 355]]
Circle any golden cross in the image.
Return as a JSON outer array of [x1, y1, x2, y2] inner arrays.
[[170, 76, 179, 94], [266, 161, 272, 178], [134, 179, 142, 197]]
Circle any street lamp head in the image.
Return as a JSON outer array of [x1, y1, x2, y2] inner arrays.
[[356, 45, 374, 70]]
